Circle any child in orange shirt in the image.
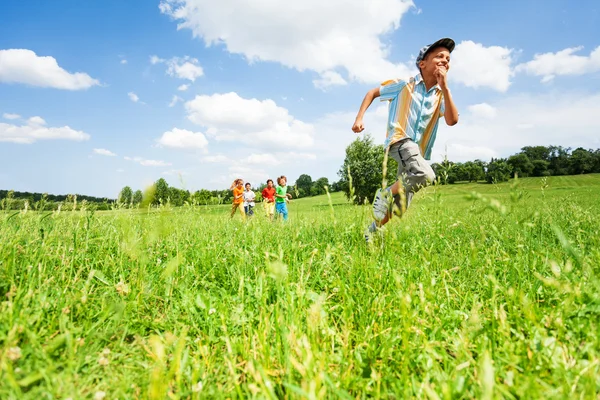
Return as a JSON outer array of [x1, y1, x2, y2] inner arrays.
[[230, 178, 246, 219]]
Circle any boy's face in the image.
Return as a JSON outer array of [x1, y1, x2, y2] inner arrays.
[[419, 46, 451, 77], [279, 178, 286, 186], [267, 181, 273, 188], [245, 184, 250, 190]]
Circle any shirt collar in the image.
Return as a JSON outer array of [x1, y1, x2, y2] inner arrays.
[[414, 73, 440, 93]]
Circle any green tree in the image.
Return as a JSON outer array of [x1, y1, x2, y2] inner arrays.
[[463, 160, 486, 182], [507, 153, 534, 177], [312, 177, 329, 196], [548, 146, 570, 176], [155, 178, 169, 205], [521, 146, 550, 162], [531, 160, 551, 177], [132, 190, 143, 205], [338, 134, 397, 205], [295, 174, 313, 198], [569, 147, 595, 174], [118, 186, 133, 206], [486, 158, 512, 183], [194, 189, 212, 205], [593, 149, 600, 173]]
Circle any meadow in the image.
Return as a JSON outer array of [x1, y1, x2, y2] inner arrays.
[[1, 175, 599, 399]]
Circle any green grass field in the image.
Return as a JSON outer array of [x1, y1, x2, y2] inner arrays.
[[1, 175, 599, 399]]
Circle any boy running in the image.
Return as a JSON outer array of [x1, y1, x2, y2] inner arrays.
[[243, 182, 256, 216], [261, 179, 276, 220], [351, 38, 459, 242], [274, 176, 292, 221]]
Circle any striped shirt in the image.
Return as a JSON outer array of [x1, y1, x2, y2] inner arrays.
[[379, 73, 445, 160]]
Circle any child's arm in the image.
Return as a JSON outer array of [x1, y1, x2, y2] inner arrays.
[[435, 68, 459, 126], [352, 87, 380, 133]]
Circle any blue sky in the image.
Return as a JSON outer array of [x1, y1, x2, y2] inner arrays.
[[1, 0, 599, 198]]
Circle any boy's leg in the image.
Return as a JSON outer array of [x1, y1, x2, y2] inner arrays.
[[371, 140, 435, 227], [282, 203, 288, 221]]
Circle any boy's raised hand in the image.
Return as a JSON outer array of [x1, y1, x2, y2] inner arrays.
[[434, 67, 448, 90], [352, 118, 364, 133]]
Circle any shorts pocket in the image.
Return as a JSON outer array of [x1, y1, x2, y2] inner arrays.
[[398, 142, 421, 162]]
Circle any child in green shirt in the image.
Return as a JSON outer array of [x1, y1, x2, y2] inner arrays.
[[275, 175, 292, 221]]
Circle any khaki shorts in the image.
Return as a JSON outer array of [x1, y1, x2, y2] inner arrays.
[[264, 201, 275, 215]]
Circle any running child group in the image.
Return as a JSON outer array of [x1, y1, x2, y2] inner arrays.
[[230, 37, 459, 242], [230, 175, 292, 221]]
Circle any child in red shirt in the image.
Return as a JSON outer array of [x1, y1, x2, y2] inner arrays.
[[261, 179, 276, 221]]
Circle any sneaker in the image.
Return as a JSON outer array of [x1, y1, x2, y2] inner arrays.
[[372, 188, 393, 222]]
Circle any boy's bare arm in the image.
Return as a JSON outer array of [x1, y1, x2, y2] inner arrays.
[[435, 68, 459, 126], [352, 87, 380, 133]]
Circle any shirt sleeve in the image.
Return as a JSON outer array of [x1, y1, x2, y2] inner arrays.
[[379, 78, 407, 101]]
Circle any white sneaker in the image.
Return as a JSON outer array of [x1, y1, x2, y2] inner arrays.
[[372, 188, 393, 222]]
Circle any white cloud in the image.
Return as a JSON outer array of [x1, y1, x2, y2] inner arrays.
[[451, 41, 514, 92], [313, 71, 347, 90], [93, 148, 117, 157], [515, 46, 600, 82], [156, 127, 209, 150], [467, 103, 497, 119], [185, 92, 315, 149], [151, 55, 204, 81], [3, 113, 20, 120], [0, 49, 99, 90], [128, 92, 140, 103], [28, 116, 46, 126], [169, 95, 183, 107], [124, 156, 172, 167], [178, 84, 190, 91], [159, 0, 414, 86], [120, 59, 128, 65], [0, 115, 90, 144], [431, 92, 600, 162]]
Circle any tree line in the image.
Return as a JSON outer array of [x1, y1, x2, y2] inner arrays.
[[337, 136, 600, 204], [5, 141, 598, 211]]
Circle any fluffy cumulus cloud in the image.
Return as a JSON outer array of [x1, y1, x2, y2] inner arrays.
[[0, 49, 99, 90], [515, 45, 600, 83], [124, 156, 172, 167], [178, 84, 190, 91], [156, 127, 209, 150], [0, 116, 90, 144], [450, 41, 514, 92], [159, 0, 414, 86], [150, 55, 204, 81], [431, 93, 600, 162], [93, 148, 117, 157], [185, 92, 315, 149]]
